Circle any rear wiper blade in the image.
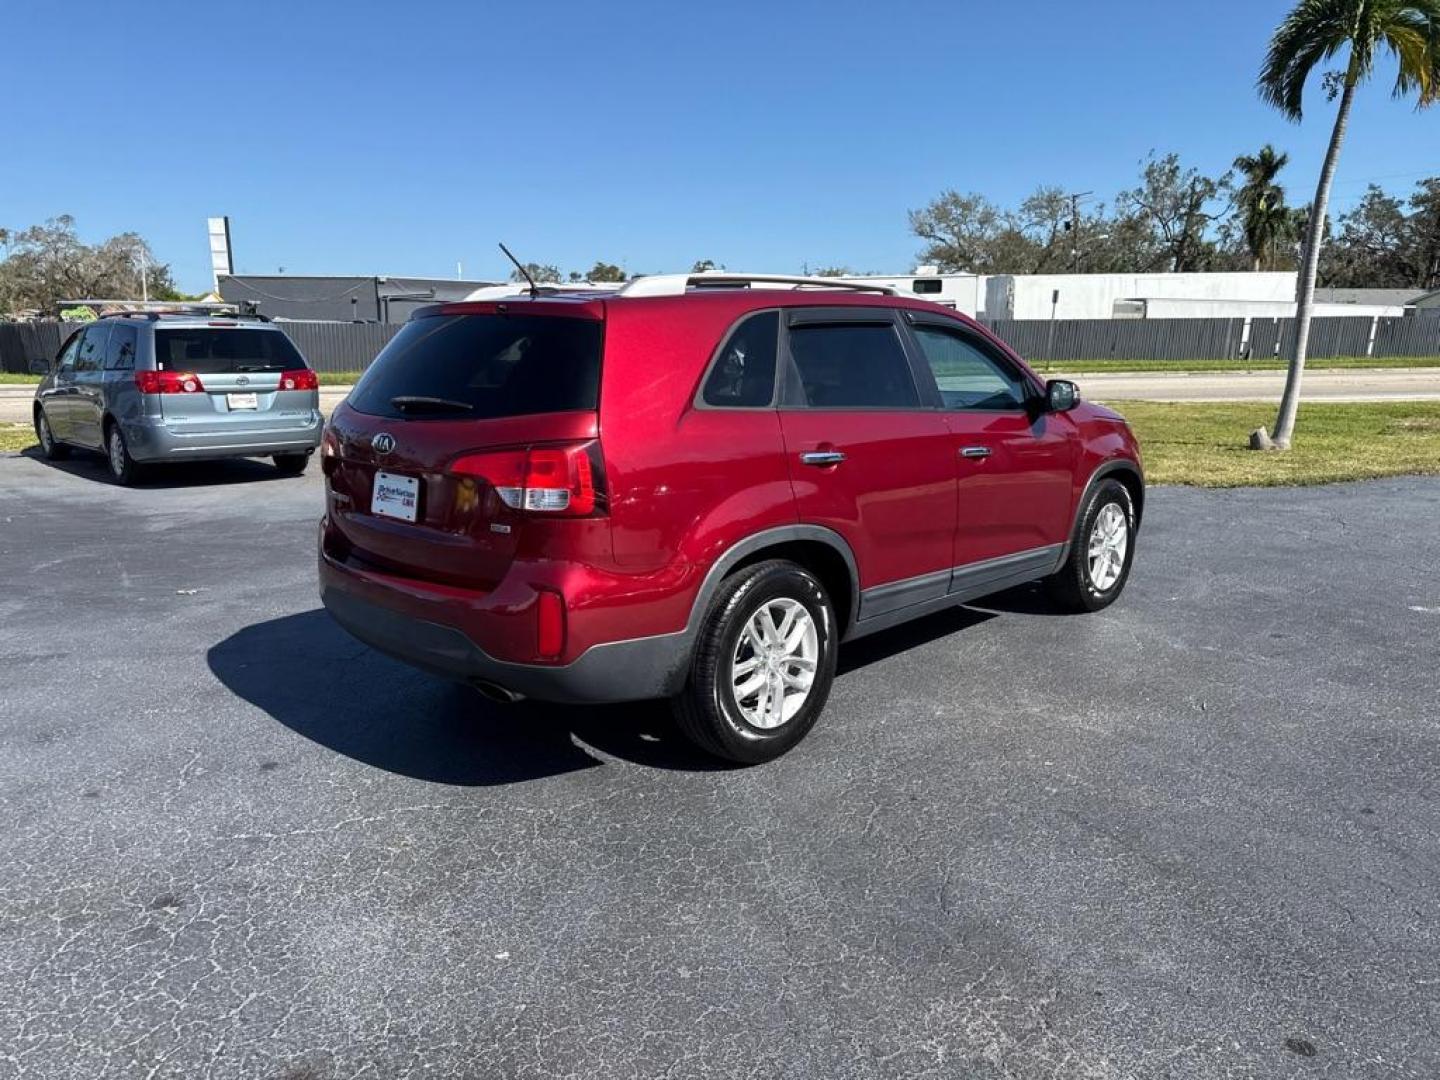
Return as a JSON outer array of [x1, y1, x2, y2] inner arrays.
[[235, 364, 284, 372], [390, 395, 474, 413]]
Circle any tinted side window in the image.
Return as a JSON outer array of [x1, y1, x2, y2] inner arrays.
[[75, 326, 109, 373], [105, 324, 138, 370], [787, 323, 918, 409], [703, 311, 778, 407], [912, 325, 1029, 411], [912, 279, 943, 294], [56, 333, 82, 371]]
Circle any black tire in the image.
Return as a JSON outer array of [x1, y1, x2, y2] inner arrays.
[[1046, 478, 1136, 613], [34, 408, 69, 460], [671, 559, 839, 765], [273, 452, 310, 475], [104, 421, 144, 487]]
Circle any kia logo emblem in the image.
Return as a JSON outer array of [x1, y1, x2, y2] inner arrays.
[[372, 433, 396, 454]]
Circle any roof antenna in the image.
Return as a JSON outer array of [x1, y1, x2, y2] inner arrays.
[[497, 242, 538, 297]]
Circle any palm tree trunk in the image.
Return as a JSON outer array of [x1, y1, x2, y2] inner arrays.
[[1268, 68, 1358, 449]]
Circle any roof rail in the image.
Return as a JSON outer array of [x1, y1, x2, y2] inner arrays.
[[95, 304, 270, 322], [616, 273, 897, 298]]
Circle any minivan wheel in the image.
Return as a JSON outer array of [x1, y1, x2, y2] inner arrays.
[[105, 423, 143, 486], [35, 409, 68, 460], [1046, 478, 1136, 613], [671, 559, 838, 764], [273, 452, 310, 475]]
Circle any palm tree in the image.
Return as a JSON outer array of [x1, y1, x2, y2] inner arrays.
[[1251, 0, 1440, 451], [1234, 145, 1292, 270]]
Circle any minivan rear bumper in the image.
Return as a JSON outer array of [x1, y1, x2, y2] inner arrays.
[[318, 537, 692, 705], [124, 412, 323, 462]]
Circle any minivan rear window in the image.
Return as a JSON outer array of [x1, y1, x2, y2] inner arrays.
[[347, 314, 602, 421], [154, 328, 307, 374]]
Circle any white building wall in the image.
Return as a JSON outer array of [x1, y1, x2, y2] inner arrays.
[[1137, 297, 1407, 320], [832, 274, 987, 318], [987, 272, 1299, 320]]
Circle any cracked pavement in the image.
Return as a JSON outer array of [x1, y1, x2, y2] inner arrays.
[[0, 448, 1437, 1079]]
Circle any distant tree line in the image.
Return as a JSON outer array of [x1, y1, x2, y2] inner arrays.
[[0, 216, 186, 314], [908, 151, 1440, 291]]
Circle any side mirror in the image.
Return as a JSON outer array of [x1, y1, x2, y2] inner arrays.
[[29, 358, 50, 375], [1046, 379, 1079, 412]]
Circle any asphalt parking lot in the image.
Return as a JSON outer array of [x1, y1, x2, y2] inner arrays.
[[1, 448, 1437, 1080]]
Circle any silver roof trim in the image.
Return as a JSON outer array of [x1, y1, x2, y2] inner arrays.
[[616, 273, 897, 298]]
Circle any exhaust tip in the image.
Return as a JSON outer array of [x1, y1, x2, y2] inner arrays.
[[472, 679, 525, 704]]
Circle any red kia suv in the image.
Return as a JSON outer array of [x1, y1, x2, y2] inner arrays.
[[319, 273, 1143, 763]]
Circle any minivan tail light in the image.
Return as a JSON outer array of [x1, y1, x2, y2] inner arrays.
[[450, 441, 604, 516], [278, 369, 318, 391], [135, 370, 205, 394]]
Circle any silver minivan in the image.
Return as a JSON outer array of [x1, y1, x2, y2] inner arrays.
[[31, 312, 323, 484]]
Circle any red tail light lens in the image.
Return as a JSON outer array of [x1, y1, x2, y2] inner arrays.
[[135, 370, 205, 394], [450, 441, 604, 516], [278, 369, 318, 391]]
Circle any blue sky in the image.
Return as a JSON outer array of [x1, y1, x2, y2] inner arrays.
[[3, 0, 1437, 292]]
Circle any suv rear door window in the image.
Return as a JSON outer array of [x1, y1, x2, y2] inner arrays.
[[154, 328, 306, 374], [702, 311, 778, 407], [911, 324, 1030, 410], [786, 322, 919, 408], [347, 314, 603, 420]]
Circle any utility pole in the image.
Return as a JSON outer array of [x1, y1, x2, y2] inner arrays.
[[1066, 192, 1092, 272]]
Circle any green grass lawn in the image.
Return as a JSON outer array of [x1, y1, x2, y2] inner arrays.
[[1113, 400, 1440, 487], [0, 423, 35, 452], [6, 403, 1440, 490], [4, 359, 1435, 384], [1031, 355, 1440, 375]]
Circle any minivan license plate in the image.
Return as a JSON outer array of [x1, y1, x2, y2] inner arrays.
[[372, 471, 419, 523], [227, 392, 258, 410]]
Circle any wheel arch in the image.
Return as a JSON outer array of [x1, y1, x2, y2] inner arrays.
[[1059, 458, 1145, 565], [686, 526, 861, 640]]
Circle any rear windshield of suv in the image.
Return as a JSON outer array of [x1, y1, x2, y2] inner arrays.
[[347, 314, 603, 421], [154, 328, 307, 374]]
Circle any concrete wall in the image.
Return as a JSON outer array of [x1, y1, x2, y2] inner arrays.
[[986, 272, 1299, 320]]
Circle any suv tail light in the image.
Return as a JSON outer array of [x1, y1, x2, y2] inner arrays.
[[278, 369, 319, 391], [320, 425, 340, 477], [135, 370, 205, 394], [450, 440, 605, 516]]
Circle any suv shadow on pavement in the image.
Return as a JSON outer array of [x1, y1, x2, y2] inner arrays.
[[207, 609, 725, 785], [21, 445, 303, 488], [208, 605, 1000, 784]]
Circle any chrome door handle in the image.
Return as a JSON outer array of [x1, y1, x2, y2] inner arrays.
[[800, 450, 846, 467], [960, 446, 992, 459]]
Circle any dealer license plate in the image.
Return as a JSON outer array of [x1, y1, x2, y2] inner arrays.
[[372, 471, 420, 523]]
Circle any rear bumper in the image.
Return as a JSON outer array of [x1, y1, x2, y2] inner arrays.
[[318, 538, 692, 704], [124, 412, 324, 462]]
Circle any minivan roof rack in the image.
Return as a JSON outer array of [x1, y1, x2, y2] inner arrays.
[[95, 304, 270, 322], [616, 273, 897, 298]]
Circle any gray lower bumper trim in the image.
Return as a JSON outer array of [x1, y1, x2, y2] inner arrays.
[[320, 584, 692, 704]]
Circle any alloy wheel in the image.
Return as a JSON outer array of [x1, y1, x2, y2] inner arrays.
[[1087, 503, 1129, 591], [729, 597, 819, 729]]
